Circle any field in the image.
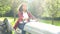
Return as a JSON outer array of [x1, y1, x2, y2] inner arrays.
[[40, 19, 60, 26], [0, 17, 60, 34]]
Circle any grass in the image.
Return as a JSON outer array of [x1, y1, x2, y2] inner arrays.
[[0, 17, 60, 26], [0, 17, 60, 34], [40, 19, 60, 26]]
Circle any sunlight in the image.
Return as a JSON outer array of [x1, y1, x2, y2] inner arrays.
[[24, 0, 33, 3]]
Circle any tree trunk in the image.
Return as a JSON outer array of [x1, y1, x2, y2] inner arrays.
[[52, 17, 54, 25], [14, 11, 16, 21]]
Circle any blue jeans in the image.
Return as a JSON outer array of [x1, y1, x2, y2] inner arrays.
[[18, 23, 26, 34]]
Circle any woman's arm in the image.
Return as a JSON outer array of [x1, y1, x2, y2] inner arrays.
[[28, 12, 36, 19], [28, 12, 38, 22], [13, 18, 19, 30]]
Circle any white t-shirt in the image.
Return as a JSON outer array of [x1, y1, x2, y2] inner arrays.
[[23, 12, 29, 22]]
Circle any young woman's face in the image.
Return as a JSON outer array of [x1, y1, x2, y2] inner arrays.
[[22, 4, 27, 11]]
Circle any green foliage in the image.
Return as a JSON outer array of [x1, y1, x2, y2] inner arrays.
[[28, 0, 60, 18], [0, 0, 11, 16], [46, 0, 59, 17]]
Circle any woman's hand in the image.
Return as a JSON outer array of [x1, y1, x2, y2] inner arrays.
[[15, 28, 22, 33], [30, 19, 38, 22]]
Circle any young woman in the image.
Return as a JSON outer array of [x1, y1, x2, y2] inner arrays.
[[14, 3, 35, 34]]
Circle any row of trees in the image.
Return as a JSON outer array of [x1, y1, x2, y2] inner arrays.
[[28, 0, 60, 18], [1, 0, 59, 17], [0, 0, 60, 22], [0, 0, 11, 16], [28, 0, 60, 24], [0, 0, 23, 16], [0, 0, 29, 21]]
